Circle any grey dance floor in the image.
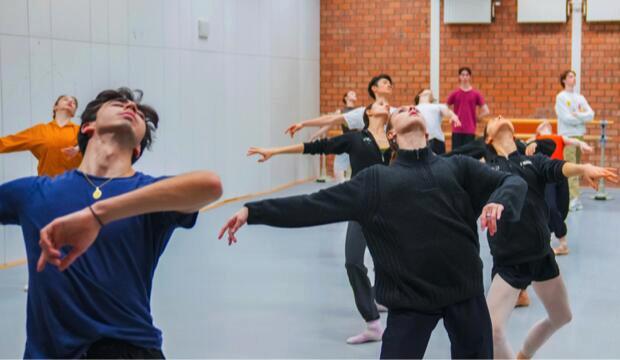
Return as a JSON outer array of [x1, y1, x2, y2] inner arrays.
[[1, 183, 619, 358]]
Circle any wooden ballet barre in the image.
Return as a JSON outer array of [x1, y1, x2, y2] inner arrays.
[[441, 133, 606, 141], [331, 131, 607, 141], [512, 133, 604, 141], [506, 118, 614, 125]]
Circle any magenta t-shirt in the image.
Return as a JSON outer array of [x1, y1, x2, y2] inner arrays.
[[446, 88, 485, 134]]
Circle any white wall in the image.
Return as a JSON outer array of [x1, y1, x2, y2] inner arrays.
[[0, 0, 320, 264]]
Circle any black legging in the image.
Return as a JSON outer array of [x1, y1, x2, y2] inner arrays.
[[345, 221, 380, 322], [545, 179, 569, 238]]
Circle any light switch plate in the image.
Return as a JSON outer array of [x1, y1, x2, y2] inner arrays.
[[198, 19, 209, 39]]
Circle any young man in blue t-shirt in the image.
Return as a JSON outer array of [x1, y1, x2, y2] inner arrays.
[[0, 88, 222, 358]]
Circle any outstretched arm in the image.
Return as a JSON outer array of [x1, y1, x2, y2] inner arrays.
[[562, 163, 618, 190], [0, 126, 39, 154], [37, 171, 223, 272], [529, 153, 617, 189], [563, 136, 593, 153], [247, 144, 304, 162], [284, 114, 346, 138], [219, 171, 368, 244], [248, 133, 354, 162]]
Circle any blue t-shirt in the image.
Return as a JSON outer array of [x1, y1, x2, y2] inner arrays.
[[0, 170, 198, 358]]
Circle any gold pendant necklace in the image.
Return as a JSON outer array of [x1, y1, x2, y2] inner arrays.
[[81, 172, 115, 200], [92, 187, 103, 199]]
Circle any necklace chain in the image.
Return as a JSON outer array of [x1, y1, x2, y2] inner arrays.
[[81, 172, 116, 200]]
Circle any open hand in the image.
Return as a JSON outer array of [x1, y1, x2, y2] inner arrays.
[[218, 207, 249, 245], [579, 142, 593, 154], [61, 145, 80, 159], [479, 203, 504, 236], [450, 115, 462, 128], [581, 164, 618, 190], [284, 123, 304, 138], [37, 207, 102, 272], [247, 147, 274, 163]]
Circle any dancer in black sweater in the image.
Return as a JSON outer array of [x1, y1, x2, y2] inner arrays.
[[459, 116, 617, 359], [247, 102, 391, 344], [221, 106, 529, 359], [446, 128, 558, 308]]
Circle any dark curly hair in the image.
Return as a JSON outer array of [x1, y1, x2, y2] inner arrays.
[[77, 88, 159, 163]]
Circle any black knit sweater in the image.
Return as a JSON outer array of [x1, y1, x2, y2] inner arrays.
[[246, 147, 527, 312], [446, 140, 566, 265], [303, 130, 391, 177]]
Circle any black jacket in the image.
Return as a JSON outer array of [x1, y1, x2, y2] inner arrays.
[[246, 147, 527, 311], [304, 130, 391, 177]]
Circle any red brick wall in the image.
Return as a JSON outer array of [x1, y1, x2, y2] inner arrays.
[[581, 21, 620, 169], [440, 0, 571, 123], [321, 0, 619, 177], [320, 0, 431, 113]]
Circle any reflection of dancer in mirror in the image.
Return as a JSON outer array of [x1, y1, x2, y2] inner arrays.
[[6, 88, 222, 358], [0, 95, 82, 176], [248, 102, 391, 344], [225, 107, 529, 358]]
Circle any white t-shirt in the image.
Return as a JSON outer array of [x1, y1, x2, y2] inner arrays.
[[344, 106, 398, 130], [416, 103, 449, 142]]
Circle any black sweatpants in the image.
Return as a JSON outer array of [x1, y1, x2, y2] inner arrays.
[[345, 221, 380, 322], [545, 179, 569, 238], [451, 133, 476, 151], [380, 295, 493, 359], [81, 338, 164, 359]]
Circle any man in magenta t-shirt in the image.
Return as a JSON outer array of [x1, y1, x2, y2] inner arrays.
[[447, 67, 490, 149]]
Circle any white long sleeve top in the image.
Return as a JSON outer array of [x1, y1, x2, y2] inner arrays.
[[555, 90, 595, 137]]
